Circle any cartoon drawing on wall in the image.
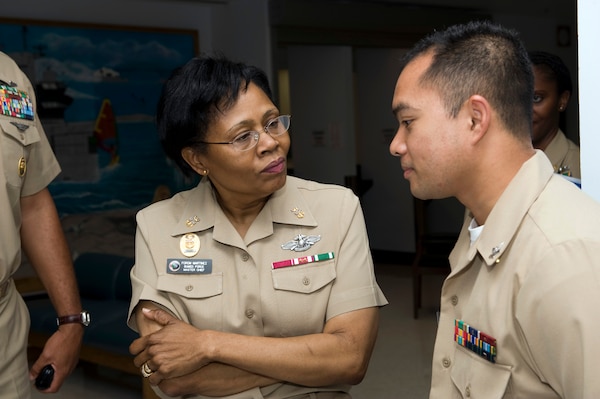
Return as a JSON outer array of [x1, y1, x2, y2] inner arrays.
[[0, 19, 199, 218]]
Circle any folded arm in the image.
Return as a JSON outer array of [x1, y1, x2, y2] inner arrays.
[[130, 303, 379, 396], [132, 301, 277, 396]]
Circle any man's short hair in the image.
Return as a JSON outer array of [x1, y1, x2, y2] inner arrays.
[[401, 20, 534, 139]]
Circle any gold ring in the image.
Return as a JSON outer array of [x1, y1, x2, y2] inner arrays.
[[141, 362, 154, 378]]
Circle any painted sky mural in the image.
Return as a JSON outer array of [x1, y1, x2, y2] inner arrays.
[[0, 20, 199, 215]]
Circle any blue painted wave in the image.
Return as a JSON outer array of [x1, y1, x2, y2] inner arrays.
[[49, 121, 198, 216]]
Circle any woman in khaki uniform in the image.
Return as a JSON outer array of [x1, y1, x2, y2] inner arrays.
[[529, 51, 580, 179], [127, 55, 388, 399]]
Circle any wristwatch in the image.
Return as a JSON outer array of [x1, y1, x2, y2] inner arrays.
[[56, 310, 91, 327]]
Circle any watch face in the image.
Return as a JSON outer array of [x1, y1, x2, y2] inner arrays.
[[81, 311, 91, 326]]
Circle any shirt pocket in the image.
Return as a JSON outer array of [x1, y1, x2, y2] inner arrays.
[[271, 260, 336, 294], [0, 118, 41, 188], [157, 273, 223, 298], [156, 273, 223, 329], [451, 345, 513, 399], [270, 261, 336, 335]]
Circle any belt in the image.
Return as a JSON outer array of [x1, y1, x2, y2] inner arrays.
[[0, 279, 11, 298]]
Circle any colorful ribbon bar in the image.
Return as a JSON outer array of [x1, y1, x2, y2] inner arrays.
[[454, 319, 497, 363], [0, 85, 34, 120], [272, 252, 334, 269]]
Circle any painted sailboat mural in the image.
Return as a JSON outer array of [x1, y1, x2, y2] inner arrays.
[[0, 20, 198, 215], [93, 98, 119, 166]]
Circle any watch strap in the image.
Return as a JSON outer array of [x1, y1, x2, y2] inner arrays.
[[56, 311, 90, 327]]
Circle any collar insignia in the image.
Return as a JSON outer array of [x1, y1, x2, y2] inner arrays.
[[290, 207, 305, 219], [185, 215, 200, 227]]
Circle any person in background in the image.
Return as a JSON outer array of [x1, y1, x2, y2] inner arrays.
[[0, 51, 86, 397], [389, 21, 600, 398], [127, 54, 387, 399], [529, 50, 580, 179]]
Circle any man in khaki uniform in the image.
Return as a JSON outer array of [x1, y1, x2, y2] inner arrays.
[[0, 51, 84, 397], [389, 21, 600, 398]]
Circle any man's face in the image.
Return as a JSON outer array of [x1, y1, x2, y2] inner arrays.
[[389, 53, 469, 200]]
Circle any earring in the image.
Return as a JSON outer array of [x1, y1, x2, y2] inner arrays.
[[559, 106, 564, 111], [203, 169, 208, 176]]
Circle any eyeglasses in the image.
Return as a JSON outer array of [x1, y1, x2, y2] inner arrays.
[[199, 115, 291, 152]]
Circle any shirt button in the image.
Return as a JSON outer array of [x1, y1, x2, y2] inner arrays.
[[442, 357, 451, 368], [241, 252, 250, 262], [185, 284, 194, 292], [465, 384, 471, 397], [451, 295, 459, 306], [245, 309, 255, 319], [302, 276, 310, 286]]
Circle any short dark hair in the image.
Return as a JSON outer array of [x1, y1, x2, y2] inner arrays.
[[529, 51, 573, 95], [156, 54, 273, 176], [401, 20, 534, 138]]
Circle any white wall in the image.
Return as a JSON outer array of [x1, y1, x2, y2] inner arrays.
[[287, 45, 356, 186], [578, 0, 600, 200], [354, 48, 414, 252]]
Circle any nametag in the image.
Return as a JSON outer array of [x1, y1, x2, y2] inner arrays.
[[166, 258, 212, 274]]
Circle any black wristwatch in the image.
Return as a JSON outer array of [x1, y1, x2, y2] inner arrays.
[[56, 310, 91, 327]]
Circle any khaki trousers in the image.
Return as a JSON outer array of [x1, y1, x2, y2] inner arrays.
[[0, 279, 31, 398]]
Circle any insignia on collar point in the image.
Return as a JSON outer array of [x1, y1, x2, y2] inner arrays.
[[290, 207, 304, 219], [185, 215, 200, 227], [489, 242, 504, 259]]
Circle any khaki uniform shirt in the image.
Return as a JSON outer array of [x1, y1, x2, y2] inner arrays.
[[0, 51, 61, 398], [430, 151, 600, 399], [128, 176, 388, 399], [0, 51, 61, 282], [544, 128, 580, 179]]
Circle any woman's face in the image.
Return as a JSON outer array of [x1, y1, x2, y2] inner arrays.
[[531, 65, 570, 149], [188, 83, 290, 204]]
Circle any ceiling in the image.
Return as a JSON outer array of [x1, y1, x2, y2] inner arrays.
[[304, 0, 575, 18], [182, 0, 575, 21]]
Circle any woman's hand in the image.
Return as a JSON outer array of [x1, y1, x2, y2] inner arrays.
[[130, 307, 214, 385]]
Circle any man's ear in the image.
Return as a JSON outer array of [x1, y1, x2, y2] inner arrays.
[[181, 147, 208, 176], [466, 94, 491, 144]]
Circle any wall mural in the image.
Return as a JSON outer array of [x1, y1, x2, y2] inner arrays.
[[1, 18, 199, 258], [0, 18, 199, 217]]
